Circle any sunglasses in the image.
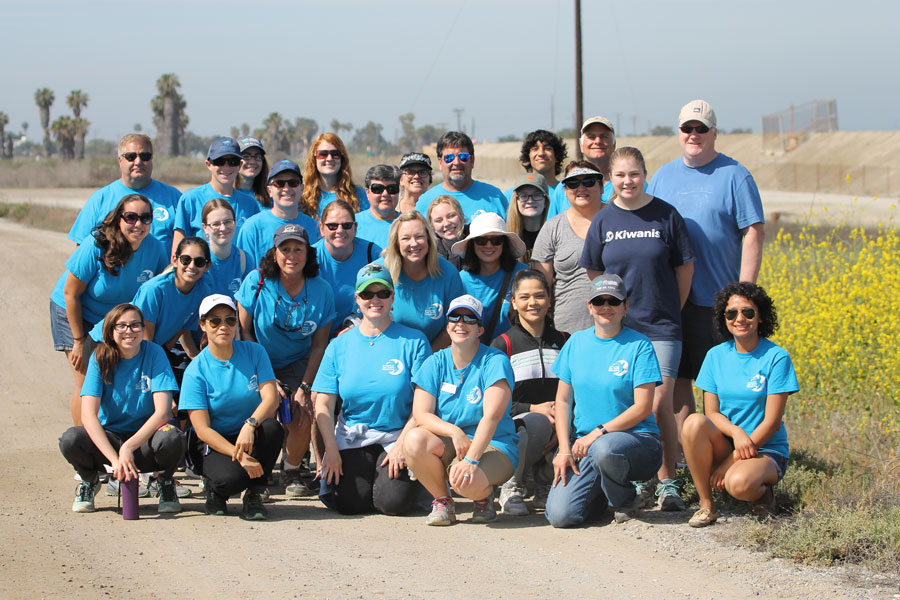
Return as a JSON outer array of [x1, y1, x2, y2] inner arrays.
[[403, 168, 430, 178], [590, 296, 623, 307], [725, 307, 756, 321], [210, 157, 241, 167], [680, 124, 710, 134], [206, 315, 237, 328], [473, 236, 505, 247], [316, 149, 342, 160], [369, 183, 399, 195], [323, 221, 355, 231], [447, 313, 480, 325], [120, 152, 153, 162], [113, 321, 144, 333], [563, 176, 602, 190], [358, 289, 392, 300], [121, 212, 153, 225], [176, 254, 209, 268], [269, 178, 301, 189], [442, 152, 471, 164]]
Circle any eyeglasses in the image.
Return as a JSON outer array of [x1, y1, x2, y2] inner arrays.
[[590, 296, 623, 307], [563, 176, 602, 190], [206, 315, 237, 328], [316, 149, 342, 160], [120, 152, 152, 162], [241, 152, 263, 162], [369, 183, 399, 195], [403, 168, 430, 178], [176, 254, 209, 268], [205, 218, 235, 229], [680, 124, 710, 134], [269, 178, 301, 189], [113, 321, 144, 333], [725, 307, 756, 321], [323, 221, 355, 231], [517, 192, 545, 202], [447, 313, 480, 325], [358, 289, 392, 300], [274, 296, 308, 333], [442, 152, 471, 164], [121, 212, 153, 225], [473, 236, 505, 247], [210, 157, 241, 167]]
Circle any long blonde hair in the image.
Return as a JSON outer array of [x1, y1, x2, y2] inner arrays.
[[383, 211, 442, 285], [300, 133, 359, 217]]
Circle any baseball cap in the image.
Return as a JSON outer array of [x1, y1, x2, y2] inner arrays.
[[588, 274, 627, 302], [581, 116, 615, 134], [238, 137, 265, 154], [678, 100, 717, 128], [399, 152, 432, 170], [447, 294, 484, 322], [513, 172, 549, 196], [207, 137, 242, 160], [272, 223, 310, 247], [199, 294, 237, 319], [356, 263, 393, 291], [267, 159, 303, 182]]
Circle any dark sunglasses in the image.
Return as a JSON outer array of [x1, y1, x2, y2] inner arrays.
[[447, 313, 480, 325], [590, 296, 623, 307], [316, 149, 342, 160], [369, 183, 399, 194], [441, 152, 471, 164], [269, 178, 301, 189], [210, 157, 241, 167], [473, 236, 505, 247], [176, 254, 209, 268], [323, 221, 355, 231], [358, 289, 392, 300], [120, 152, 153, 162], [725, 307, 756, 321], [121, 212, 153, 225], [563, 176, 602, 190], [680, 124, 710, 134], [206, 315, 237, 328]]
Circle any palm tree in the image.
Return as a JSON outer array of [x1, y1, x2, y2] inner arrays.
[[288, 117, 318, 158], [72, 118, 90, 160], [0, 112, 8, 159], [151, 73, 188, 157], [66, 90, 89, 118], [51, 116, 76, 160], [34, 88, 55, 157], [262, 112, 285, 154]]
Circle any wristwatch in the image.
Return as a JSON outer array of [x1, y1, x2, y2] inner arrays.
[[299, 382, 312, 394], [245, 417, 259, 429], [599, 425, 608, 435]]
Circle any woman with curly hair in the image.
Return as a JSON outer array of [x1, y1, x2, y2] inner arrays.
[[682, 282, 799, 527], [300, 133, 369, 219]]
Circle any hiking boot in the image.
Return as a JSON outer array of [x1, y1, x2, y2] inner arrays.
[[633, 478, 658, 509], [499, 480, 529, 516], [471, 493, 498, 523], [72, 481, 100, 513], [241, 491, 268, 521], [656, 478, 686, 511], [156, 478, 182, 514], [425, 496, 456, 526], [532, 484, 551, 510]]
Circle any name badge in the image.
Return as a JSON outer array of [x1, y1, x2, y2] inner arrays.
[[440, 382, 458, 394]]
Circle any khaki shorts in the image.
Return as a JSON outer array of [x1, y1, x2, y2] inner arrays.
[[437, 436, 514, 486]]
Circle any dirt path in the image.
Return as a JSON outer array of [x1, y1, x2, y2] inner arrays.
[[0, 219, 894, 599]]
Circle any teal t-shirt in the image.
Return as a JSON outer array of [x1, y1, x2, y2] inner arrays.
[[234, 209, 320, 267], [313, 238, 382, 335]]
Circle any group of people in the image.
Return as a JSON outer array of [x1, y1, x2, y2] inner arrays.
[[53, 98, 798, 529]]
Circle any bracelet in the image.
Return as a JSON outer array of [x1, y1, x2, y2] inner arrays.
[[462, 456, 480, 466], [74, 333, 88, 341]]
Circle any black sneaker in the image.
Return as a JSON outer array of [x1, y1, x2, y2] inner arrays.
[[156, 478, 182, 514], [241, 490, 268, 521], [205, 480, 228, 516]]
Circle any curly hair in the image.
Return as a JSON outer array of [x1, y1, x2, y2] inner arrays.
[[712, 281, 779, 340], [92, 194, 153, 275], [95, 303, 144, 385], [519, 129, 568, 176], [300, 133, 359, 217], [259, 242, 319, 280], [507, 268, 555, 330]]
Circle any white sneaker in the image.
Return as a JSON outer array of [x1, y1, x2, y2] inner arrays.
[[499, 481, 529, 516]]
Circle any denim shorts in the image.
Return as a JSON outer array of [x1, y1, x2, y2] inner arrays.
[[651, 340, 682, 379], [758, 449, 789, 481], [50, 300, 96, 353]]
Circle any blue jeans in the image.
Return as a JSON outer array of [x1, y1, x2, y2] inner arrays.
[[545, 431, 661, 528]]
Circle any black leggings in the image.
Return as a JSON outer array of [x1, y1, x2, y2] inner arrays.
[[59, 425, 186, 482], [193, 418, 284, 497], [328, 445, 421, 516]]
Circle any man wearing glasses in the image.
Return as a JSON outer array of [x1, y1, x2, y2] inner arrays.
[[414, 131, 508, 222], [647, 99, 765, 442], [546, 116, 617, 219], [356, 164, 402, 249], [68, 134, 181, 251]]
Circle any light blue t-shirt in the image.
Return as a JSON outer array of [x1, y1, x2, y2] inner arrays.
[[354, 210, 395, 249], [376, 256, 465, 342], [180, 340, 276, 436], [695, 338, 798, 458], [174, 184, 260, 239], [234, 209, 320, 268], [68, 179, 182, 253], [313, 238, 383, 335], [81, 340, 178, 434], [546, 180, 614, 219], [313, 322, 431, 432], [415, 180, 509, 222], [50, 234, 168, 324], [459, 261, 528, 339], [552, 326, 661, 437], [316, 186, 370, 219], [207, 247, 250, 299], [413, 344, 519, 466], [235, 270, 336, 368], [647, 153, 765, 307]]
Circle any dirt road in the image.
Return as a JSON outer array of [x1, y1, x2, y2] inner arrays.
[[0, 220, 893, 599]]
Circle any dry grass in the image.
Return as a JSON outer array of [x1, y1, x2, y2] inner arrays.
[[0, 202, 79, 233]]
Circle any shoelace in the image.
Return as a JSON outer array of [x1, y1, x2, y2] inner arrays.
[[432, 497, 453, 509], [77, 483, 94, 501], [655, 479, 681, 498]]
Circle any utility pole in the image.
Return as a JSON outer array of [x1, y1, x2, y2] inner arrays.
[[631, 115, 638, 136], [453, 108, 464, 132], [574, 0, 583, 158]]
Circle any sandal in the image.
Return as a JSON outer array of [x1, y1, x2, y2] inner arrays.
[[688, 506, 718, 528]]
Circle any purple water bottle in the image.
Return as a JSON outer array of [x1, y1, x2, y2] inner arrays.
[[121, 477, 140, 520]]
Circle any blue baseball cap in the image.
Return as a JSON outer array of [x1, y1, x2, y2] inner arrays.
[[267, 159, 303, 183], [238, 137, 265, 154], [273, 223, 310, 247], [207, 136, 242, 160], [356, 263, 393, 292]]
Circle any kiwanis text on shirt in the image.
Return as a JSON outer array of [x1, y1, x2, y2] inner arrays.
[[605, 229, 661, 242]]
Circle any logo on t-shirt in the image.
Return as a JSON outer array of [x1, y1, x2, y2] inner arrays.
[[248, 374, 259, 391], [424, 303, 444, 320], [136, 374, 151, 393], [153, 206, 169, 222], [466, 386, 482, 405], [608, 360, 629, 377], [747, 374, 766, 393], [137, 269, 154, 283], [228, 278, 241, 293], [301, 321, 318, 336], [604, 229, 661, 242], [382, 359, 405, 375]]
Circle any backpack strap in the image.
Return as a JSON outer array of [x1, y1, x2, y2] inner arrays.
[[500, 333, 511, 357], [367, 241, 374, 262], [481, 267, 513, 344], [253, 268, 265, 300]]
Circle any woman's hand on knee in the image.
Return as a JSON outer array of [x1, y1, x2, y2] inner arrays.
[[320, 449, 342, 485], [552, 453, 578, 487], [381, 445, 406, 479]]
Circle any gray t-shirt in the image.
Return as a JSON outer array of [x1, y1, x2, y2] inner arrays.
[[532, 213, 593, 334]]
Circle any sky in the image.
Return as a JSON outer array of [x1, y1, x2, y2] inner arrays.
[[2, 0, 897, 144]]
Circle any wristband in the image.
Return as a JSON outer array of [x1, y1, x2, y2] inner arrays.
[[598, 425, 608, 435], [74, 333, 88, 341], [462, 456, 480, 466]]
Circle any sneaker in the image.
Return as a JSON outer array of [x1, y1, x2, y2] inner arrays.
[[425, 496, 456, 526], [205, 486, 228, 516], [532, 484, 551, 510], [241, 491, 268, 521], [499, 481, 529, 516], [156, 478, 182, 514], [633, 478, 658, 509], [689, 506, 718, 528], [751, 485, 777, 520], [147, 477, 192, 499], [72, 481, 100, 513], [283, 469, 316, 497], [656, 478, 686, 511], [471, 493, 498, 523], [106, 478, 149, 498], [613, 500, 637, 524]]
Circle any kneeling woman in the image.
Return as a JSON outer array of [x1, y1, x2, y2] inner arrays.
[[682, 282, 798, 527], [59, 303, 185, 514], [404, 295, 519, 525], [546, 275, 662, 527], [313, 264, 431, 515], [180, 295, 284, 520]]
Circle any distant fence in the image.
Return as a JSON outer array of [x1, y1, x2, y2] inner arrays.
[[762, 100, 839, 153], [753, 163, 896, 196]]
